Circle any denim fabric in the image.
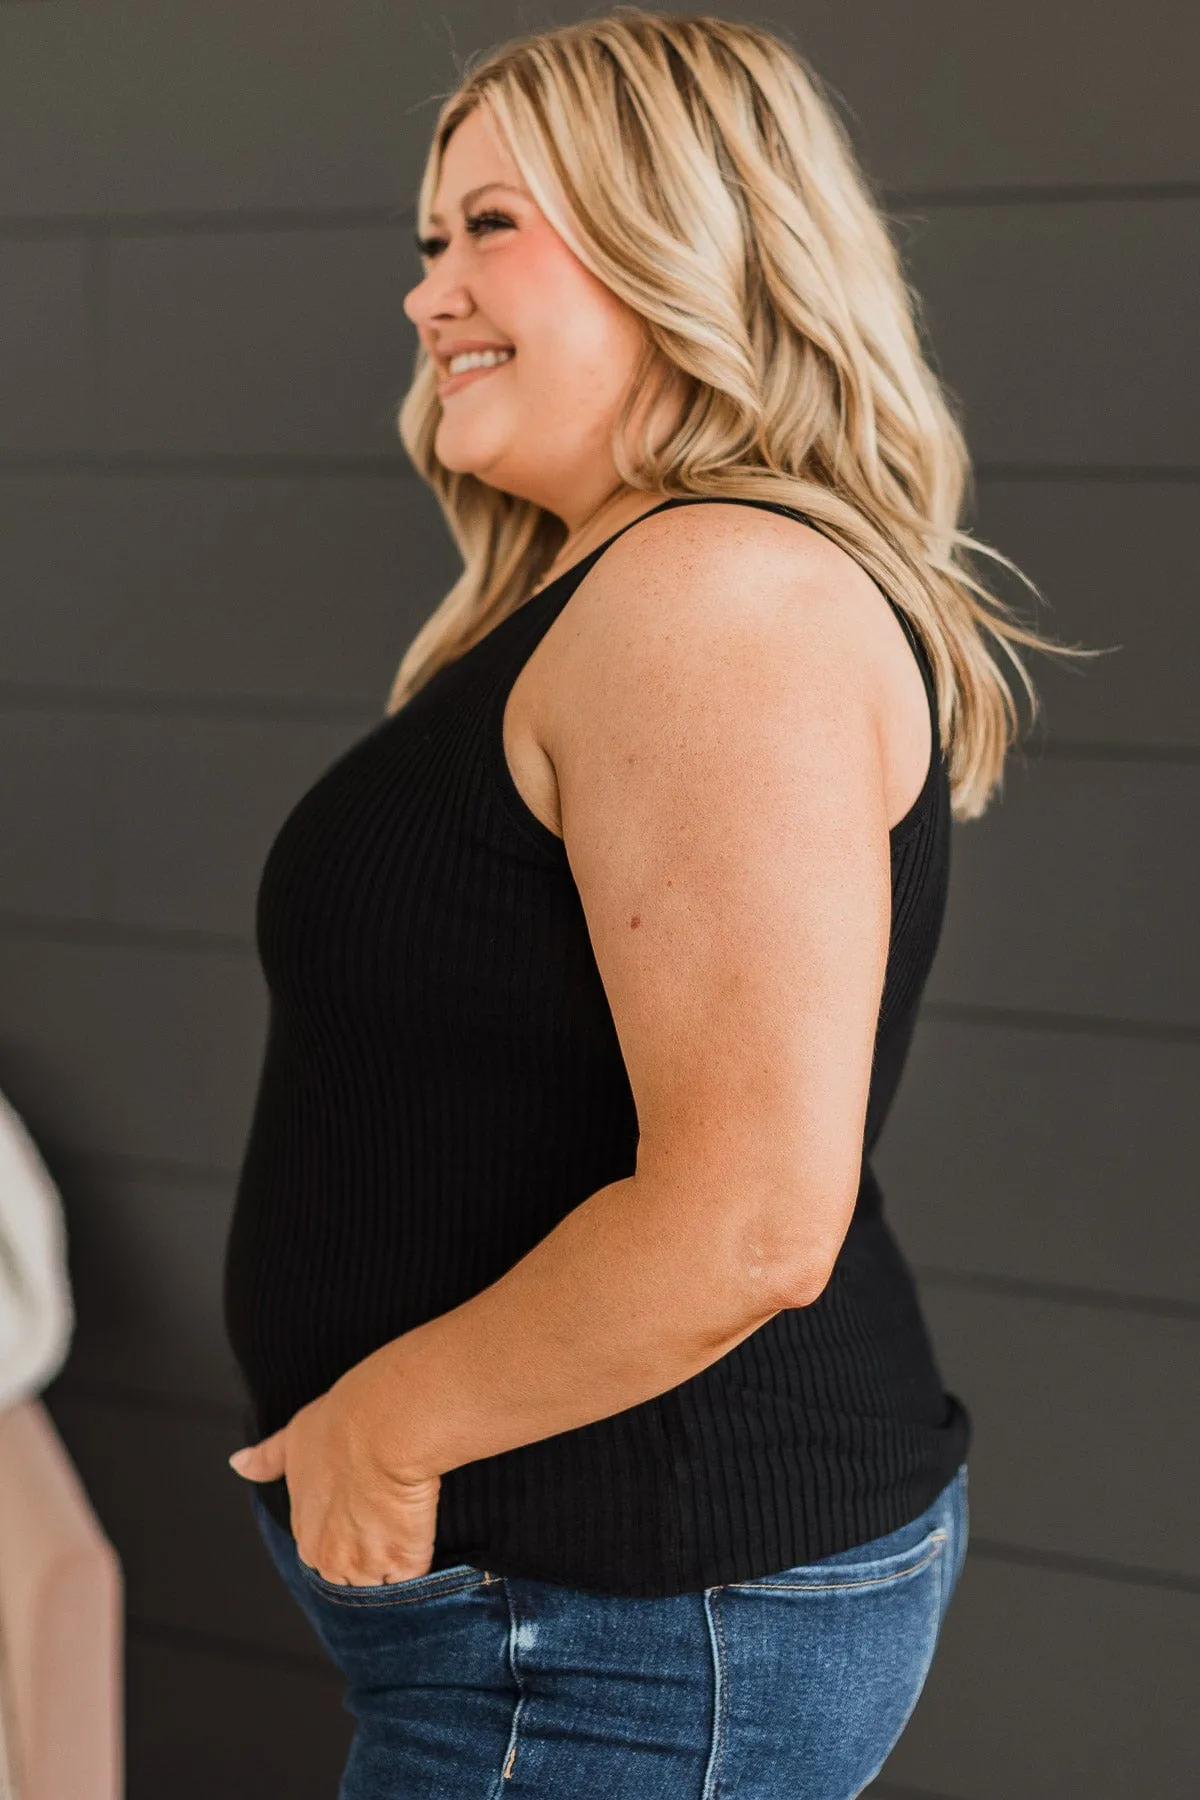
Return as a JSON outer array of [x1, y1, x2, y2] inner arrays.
[[252, 1462, 968, 1799]]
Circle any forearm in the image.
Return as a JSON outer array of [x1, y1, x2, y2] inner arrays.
[[340, 1172, 800, 1480]]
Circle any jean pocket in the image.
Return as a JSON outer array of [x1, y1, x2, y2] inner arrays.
[[720, 1525, 948, 1594], [295, 1556, 495, 1608], [709, 1525, 951, 1795]]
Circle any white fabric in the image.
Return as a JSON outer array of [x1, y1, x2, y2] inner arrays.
[[0, 1092, 74, 1413]]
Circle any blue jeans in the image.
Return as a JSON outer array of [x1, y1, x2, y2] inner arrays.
[[252, 1463, 968, 1799]]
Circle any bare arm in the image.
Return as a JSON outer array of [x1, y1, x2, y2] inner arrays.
[[349, 507, 896, 1480]]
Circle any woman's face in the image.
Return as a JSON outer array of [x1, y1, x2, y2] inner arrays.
[[403, 104, 671, 531]]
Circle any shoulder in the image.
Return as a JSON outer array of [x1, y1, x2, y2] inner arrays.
[[583, 498, 872, 618], [546, 498, 899, 726], [539, 499, 888, 829], [537, 496, 932, 841]]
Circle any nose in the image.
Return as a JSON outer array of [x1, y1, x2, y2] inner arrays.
[[403, 288, 476, 373], [406, 275, 464, 329], [403, 241, 474, 329], [403, 262, 432, 317]]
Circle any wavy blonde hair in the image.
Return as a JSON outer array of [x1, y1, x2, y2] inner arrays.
[[390, 5, 1076, 821]]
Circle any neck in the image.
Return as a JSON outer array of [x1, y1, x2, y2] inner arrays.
[[532, 487, 669, 595]]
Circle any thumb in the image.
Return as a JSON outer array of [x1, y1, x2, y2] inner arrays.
[[228, 1429, 286, 1482]]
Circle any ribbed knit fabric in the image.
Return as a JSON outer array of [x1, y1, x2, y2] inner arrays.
[[222, 495, 971, 1597]]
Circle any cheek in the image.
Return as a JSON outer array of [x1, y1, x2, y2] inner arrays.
[[499, 241, 633, 377]]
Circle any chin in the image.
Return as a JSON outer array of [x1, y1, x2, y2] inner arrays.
[[434, 426, 513, 479]]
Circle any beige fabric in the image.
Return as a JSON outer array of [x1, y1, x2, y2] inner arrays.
[[0, 1093, 74, 1415], [0, 1402, 123, 1800]]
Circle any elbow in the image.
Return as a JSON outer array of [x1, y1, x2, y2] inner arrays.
[[770, 1254, 837, 1311], [741, 1179, 857, 1312], [737, 1233, 839, 1315]]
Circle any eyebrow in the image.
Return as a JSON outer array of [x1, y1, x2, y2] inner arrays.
[[425, 182, 528, 226]]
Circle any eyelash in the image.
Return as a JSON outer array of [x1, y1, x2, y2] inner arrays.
[[414, 210, 514, 260]]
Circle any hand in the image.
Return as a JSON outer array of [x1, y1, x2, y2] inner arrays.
[[227, 1366, 442, 1586]]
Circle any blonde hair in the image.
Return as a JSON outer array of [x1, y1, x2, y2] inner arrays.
[[391, 6, 1080, 820]]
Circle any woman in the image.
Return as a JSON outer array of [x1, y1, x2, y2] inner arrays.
[[222, 10, 1058, 1796]]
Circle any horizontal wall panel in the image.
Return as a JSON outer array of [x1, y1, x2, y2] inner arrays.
[[0, 710, 107, 916], [107, 714, 372, 937], [56, 1156, 1200, 1581], [3, 470, 1192, 750], [0, 936, 265, 1170], [50, 1283, 1200, 1624], [928, 760, 1199, 1028], [0, 239, 96, 450], [972, 477, 1200, 751], [77, 695, 1200, 966], [44, 1387, 318, 1660], [904, 199, 1200, 467], [878, 1555, 1198, 1798], [0, 707, 378, 942], [56, 1163, 243, 1406], [0, 475, 453, 704], [107, 228, 415, 457], [101, 203, 1200, 468], [127, 1635, 347, 1800], [3, 4, 1199, 220], [875, 1018, 1200, 1307], [917, 1284, 1199, 1580], [793, 2, 1200, 192], [0, 0, 428, 219]]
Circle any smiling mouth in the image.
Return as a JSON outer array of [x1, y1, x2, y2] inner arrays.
[[438, 353, 515, 395]]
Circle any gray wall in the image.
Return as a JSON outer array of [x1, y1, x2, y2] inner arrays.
[[1, 4, 1196, 1795]]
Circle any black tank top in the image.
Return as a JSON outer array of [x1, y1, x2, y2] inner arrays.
[[222, 495, 971, 1595]]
